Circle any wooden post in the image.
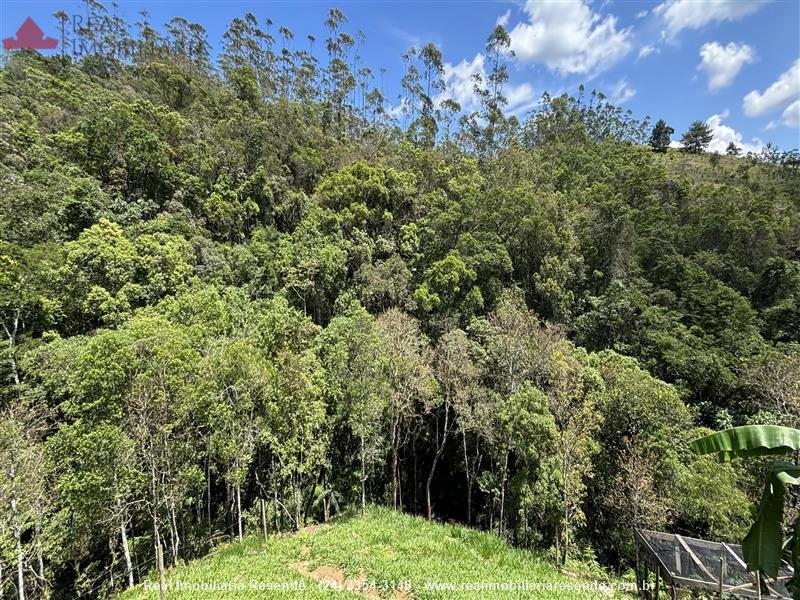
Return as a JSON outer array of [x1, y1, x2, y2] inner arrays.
[[260, 498, 268, 543], [718, 556, 725, 599], [157, 543, 166, 600], [756, 570, 761, 600]]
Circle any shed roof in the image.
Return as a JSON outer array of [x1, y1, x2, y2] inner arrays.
[[635, 528, 793, 598]]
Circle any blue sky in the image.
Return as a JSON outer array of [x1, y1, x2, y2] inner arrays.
[[2, 0, 799, 151]]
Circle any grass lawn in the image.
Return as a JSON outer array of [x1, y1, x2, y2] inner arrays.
[[120, 506, 634, 599]]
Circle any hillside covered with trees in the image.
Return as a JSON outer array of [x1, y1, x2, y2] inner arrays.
[[1, 6, 799, 599]]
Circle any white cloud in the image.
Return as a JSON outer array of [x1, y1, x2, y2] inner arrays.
[[443, 53, 536, 114], [507, 0, 632, 75], [609, 79, 636, 104], [636, 10, 649, 19], [443, 54, 485, 111], [497, 9, 511, 27], [698, 42, 754, 91], [655, 0, 767, 37], [783, 100, 800, 128], [638, 45, 657, 60], [506, 82, 538, 114], [705, 113, 764, 153], [743, 59, 800, 116], [386, 97, 410, 120]]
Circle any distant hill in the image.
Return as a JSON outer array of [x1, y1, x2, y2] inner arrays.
[[654, 148, 798, 196]]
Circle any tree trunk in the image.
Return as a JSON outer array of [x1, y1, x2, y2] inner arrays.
[[169, 499, 180, 562], [149, 442, 161, 584], [120, 515, 134, 588], [499, 442, 510, 537], [11, 463, 25, 600], [425, 457, 438, 521], [274, 487, 280, 533], [206, 455, 212, 539], [397, 448, 404, 512], [260, 497, 268, 542], [34, 523, 47, 598], [292, 473, 301, 530], [302, 466, 324, 527], [462, 431, 472, 525], [236, 483, 243, 542], [2, 309, 21, 389], [391, 420, 399, 511], [360, 436, 366, 514], [561, 450, 570, 565], [426, 405, 450, 521], [555, 523, 561, 568]]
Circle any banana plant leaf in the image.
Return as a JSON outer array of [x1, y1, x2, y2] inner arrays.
[[773, 460, 800, 485], [743, 475, 786, 578], [689, 425, 800, 462]]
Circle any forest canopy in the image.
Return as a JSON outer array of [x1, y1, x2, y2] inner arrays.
[[1, 5, 799, 599]]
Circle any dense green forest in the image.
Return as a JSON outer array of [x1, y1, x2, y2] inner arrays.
[[1, 6, 799, 599]]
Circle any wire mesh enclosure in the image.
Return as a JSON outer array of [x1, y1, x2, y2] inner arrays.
[[634, 528, 794, 598]]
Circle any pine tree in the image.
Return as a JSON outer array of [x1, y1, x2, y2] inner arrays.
[[726, 141, 741, 156], [680, 120, 713, 153], [648, 119, 674, 153]]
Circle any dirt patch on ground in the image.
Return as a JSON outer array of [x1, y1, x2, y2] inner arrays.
[[299, 523, 330, 536], [294, 561, 412, 599], [276, 523, 330, 539]]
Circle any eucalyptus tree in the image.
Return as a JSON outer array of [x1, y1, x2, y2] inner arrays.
[[260, 348, 328, 529], [428, 328, 480, 520], [251, 297, 327, 529], [126, 318, 203, 564], [220, 13, 266, 82], [398, 42, 446, 146], [483, 290, 539, 535], [293, 36, 320, 105], [318, 301, 389, 512], [204, 339, 270, 541], [541, 344, 603, 565], [375, 309, 435, 511], [0, 403, 51, 600], [31, 331, 141, 592], [278, 26, 295, 100], [0, 245, 58, 396], [462, 24, 513, 156], [323, 8, 355, 133]]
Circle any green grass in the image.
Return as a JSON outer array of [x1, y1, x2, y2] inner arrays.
[[119, 507, 634, 599]]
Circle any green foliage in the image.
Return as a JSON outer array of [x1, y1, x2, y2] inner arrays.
[[691, 425, 800, 582], [680, 120, 713, 154], [0, 11, 795, 598], [648, 119, 673, 153]]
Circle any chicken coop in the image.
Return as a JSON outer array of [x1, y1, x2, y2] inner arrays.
[[634, 528, 794, 599]]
